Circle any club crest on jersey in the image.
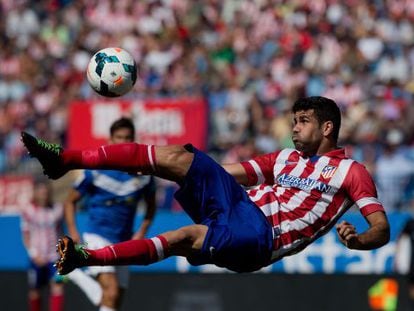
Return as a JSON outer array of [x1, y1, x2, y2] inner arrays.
[[321, 165, 337, 179]]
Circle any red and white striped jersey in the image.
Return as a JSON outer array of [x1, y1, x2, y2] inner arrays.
[[241, 148, 384, 263], [21, 203, 63, 262]]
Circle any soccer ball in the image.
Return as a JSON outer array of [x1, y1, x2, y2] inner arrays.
[[86, 47, 137, 97]]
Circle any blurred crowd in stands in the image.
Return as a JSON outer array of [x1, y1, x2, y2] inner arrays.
[[1, 0, 414, 211]]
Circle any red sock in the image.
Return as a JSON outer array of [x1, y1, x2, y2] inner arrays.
[[84, 236, 169, 266], [62, 143, 156, 173], [29, 295, 41, 311], [49, 294, 64, 311]]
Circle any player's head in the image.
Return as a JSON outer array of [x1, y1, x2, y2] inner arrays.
[[291, 96, 341, 155], [109, 117, 135, 144]]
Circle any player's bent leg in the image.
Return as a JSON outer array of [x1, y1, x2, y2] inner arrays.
[[55, 226, 207, 275]]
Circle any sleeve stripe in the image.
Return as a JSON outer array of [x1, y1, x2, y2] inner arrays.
[[355, 197, 381, 208], [249, 159, 265, 184], [360, 203, 385, 216], [356, 197, 385, 216]]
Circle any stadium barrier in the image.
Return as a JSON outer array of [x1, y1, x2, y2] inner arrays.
[[0, 271, 409, 310]]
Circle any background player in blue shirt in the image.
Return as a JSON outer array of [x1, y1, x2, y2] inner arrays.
[[63, 117, 156, 311]]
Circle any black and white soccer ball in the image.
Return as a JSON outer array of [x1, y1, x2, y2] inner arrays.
[[86, 47, 137, 97]]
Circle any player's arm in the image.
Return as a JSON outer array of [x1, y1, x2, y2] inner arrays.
[[336, 211, 389, 250], [338, 162, 390, 250], [223, 152, 279, 186], [223, 163, 249, 185], [133, 179, 157, 240], [64, 189, 82, 243]]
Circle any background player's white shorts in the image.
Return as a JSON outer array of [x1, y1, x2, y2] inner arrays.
[[82, 232, 130, 288]]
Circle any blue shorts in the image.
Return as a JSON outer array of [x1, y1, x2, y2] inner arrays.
[[174, 145, 273, 273]]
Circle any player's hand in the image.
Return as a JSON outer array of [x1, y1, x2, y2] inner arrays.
[[336, 221, 361, 249]]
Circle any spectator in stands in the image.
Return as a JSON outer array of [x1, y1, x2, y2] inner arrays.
[[1, 0, 414, 211], [376, 129, 414, 211]]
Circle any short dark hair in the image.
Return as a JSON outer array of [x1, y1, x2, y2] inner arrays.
[[110, 117, 135, 139], [292, 96, 341, 142]]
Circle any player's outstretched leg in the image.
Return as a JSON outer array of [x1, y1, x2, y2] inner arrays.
[[21, 131, 193, 181], [21, 132, 68, 179]]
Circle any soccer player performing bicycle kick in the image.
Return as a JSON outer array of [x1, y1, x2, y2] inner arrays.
[[22, 96, 389, 274]]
